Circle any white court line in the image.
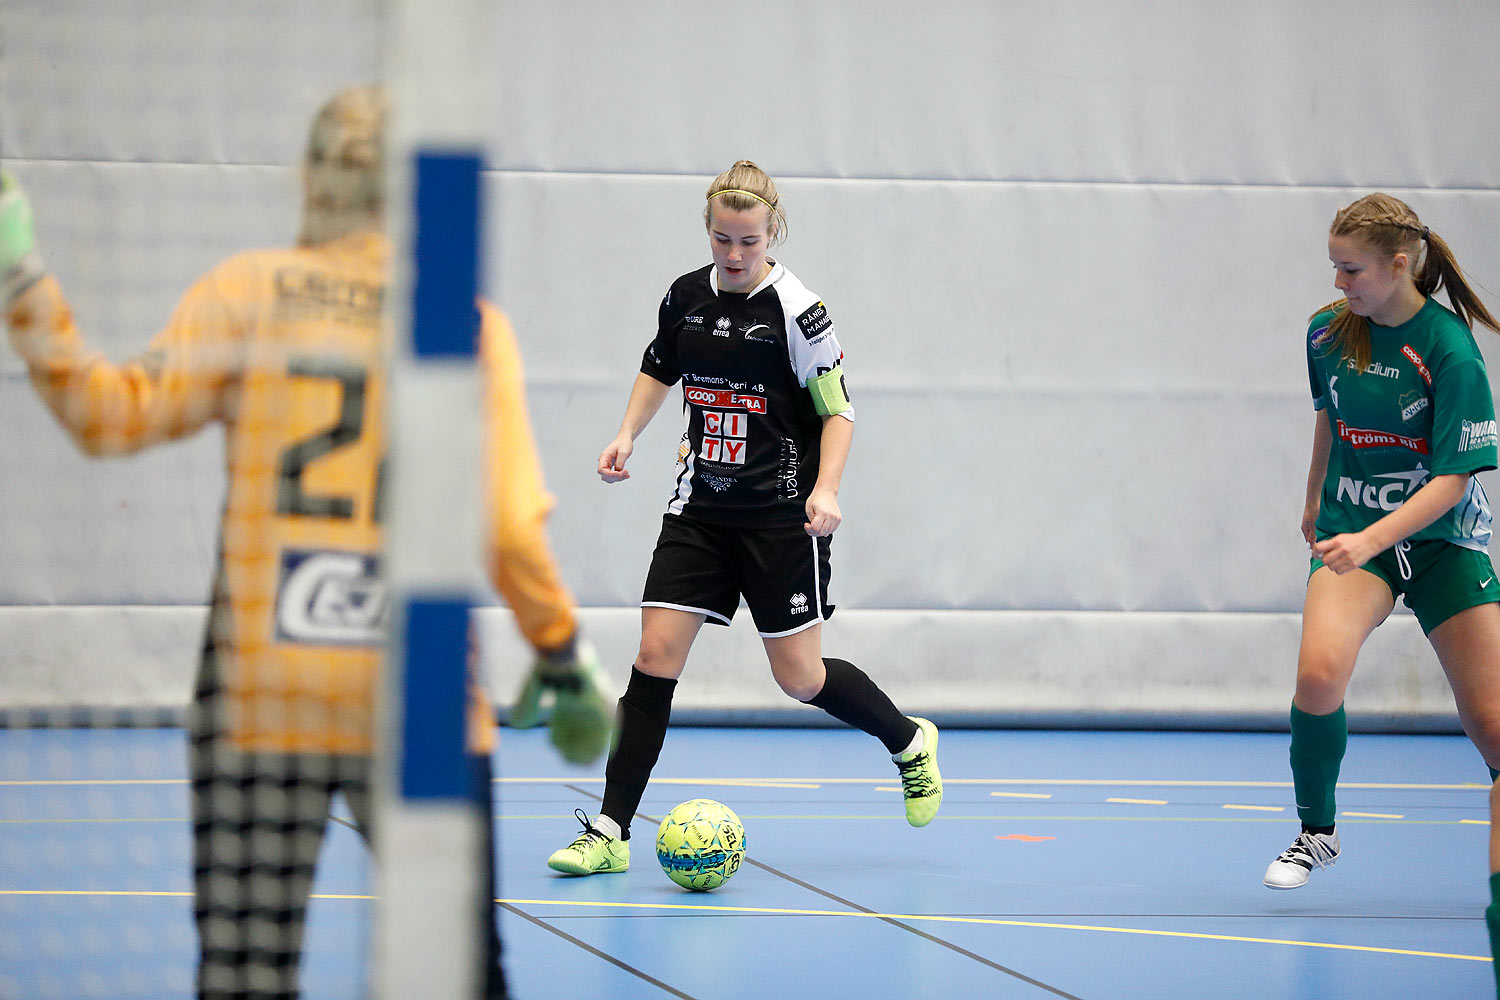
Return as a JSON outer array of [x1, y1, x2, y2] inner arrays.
[[990, 791, 1053, 799]]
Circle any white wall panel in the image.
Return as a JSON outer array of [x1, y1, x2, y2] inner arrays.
[[497, 174, 1500, 615], [0, 0, 382, 165], [495, 0, 1500, 188], [0, 606, 1465, 733], [4, 2, 1498, 722]]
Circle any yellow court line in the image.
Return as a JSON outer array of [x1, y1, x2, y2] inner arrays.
[[499, 898, 1489, 963], [0, 889, 374, 901], [990, 792, 1053, 799], [0, 817, 181, 824], [651, 778, 824, 789], [5, 890, 1484, 963], [1343, 811, 1404, 820], [1, 813, 1478, 828], [1107, 798, 1168, 806], [1224, 804, 1285, 812], [490, 777, 1488, 791], [0, 779, 186, 787], [2, 777, 1486, 791]]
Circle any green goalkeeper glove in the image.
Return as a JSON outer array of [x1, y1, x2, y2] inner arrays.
[[0, 172, 46, 305], [519, 636, 613, 765]]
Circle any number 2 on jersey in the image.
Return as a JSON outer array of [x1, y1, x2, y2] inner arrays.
[[276, 356, 384, 521]]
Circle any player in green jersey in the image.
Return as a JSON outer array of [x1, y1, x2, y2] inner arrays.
[[1263, 194, 1500, 902]]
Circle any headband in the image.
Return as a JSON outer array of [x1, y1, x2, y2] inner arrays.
[[708, 188, 776, 210]]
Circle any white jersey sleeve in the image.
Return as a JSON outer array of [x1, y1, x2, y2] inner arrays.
[[774, 267, 854, 422]]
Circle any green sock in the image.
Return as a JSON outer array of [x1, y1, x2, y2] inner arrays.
[[1488, 873, 1500, 997], [1289, 703, 1347, 830]]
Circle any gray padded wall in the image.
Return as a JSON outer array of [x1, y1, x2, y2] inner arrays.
[[3, 1, 1499, 726]]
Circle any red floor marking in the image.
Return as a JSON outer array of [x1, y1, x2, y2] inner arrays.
[[995, 834, 1056, 842]]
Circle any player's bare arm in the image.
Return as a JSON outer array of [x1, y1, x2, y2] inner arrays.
[[598, 372, 671, 482], [1313, 473, 1470, 574], [1302, 413, 1332, 546], [805, 413, 852, 537]]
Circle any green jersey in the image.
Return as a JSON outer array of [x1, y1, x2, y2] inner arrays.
[[1306, 297, 1497, 550]]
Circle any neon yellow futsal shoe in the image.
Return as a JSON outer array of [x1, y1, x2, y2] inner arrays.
[[895, 716, 942, 827], [547, 810, 629, 875]]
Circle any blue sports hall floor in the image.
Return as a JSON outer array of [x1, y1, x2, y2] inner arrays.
[[0, 726, 1493, 999]]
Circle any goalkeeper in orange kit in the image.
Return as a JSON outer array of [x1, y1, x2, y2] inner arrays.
[[0, 87, 608, 1000]]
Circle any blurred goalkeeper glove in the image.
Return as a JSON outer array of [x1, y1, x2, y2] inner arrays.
[[518, 636, 613, 765], [0, 172, 46, 305]]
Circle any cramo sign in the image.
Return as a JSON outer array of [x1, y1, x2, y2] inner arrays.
[[1335, 469, 1430, 511]]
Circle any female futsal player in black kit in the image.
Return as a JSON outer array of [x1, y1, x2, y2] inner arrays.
[[547, 160, 942, 874]]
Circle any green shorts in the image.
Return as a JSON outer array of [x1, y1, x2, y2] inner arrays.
[[1310, 538, 1500, 634]]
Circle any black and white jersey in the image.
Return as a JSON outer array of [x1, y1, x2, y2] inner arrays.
[[641, 261, 852, 527]]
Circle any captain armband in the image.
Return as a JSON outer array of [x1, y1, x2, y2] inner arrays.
[[807, 365, 852, 417]]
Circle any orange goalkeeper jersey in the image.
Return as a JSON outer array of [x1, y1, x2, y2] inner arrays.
[[7, 231, 576, 753]]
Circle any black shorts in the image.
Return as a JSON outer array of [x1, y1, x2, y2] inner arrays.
[[641, 514, 835, 637]]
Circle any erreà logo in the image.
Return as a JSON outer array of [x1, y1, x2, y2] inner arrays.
[[789, 592, 809, 614], [714, 316, 732, 336]]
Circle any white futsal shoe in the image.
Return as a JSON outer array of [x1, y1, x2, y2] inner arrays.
[[1263, 829, 1339, 889]]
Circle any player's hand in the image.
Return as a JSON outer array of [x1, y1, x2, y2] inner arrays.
[[0, 171, 46, 305], [1311, 531, 1380, 575], [525, 637, 613, 765], [1301, 503, 1319, 547], [804, 487, 841, 537], [598, 435, 633, 483]]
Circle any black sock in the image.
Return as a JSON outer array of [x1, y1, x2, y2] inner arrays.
[[600, 666, 677, 840], [806, 657, 917, 755], [1302, 824, 1336, 836]]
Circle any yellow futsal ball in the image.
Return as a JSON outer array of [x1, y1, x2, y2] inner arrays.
[[655, 798, 746, 891]]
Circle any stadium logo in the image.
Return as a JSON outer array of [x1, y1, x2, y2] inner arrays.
[[275, 549, 385, 646], [1348, 359, 1400, 378]]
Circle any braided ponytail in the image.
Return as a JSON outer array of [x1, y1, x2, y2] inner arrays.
[[1316, 193, 1500, 372]]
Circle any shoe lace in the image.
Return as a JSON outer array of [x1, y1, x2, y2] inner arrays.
[[896, 752, 936, 798], [567, 808, 609, 850], [1279, 831, 1337, 870]]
